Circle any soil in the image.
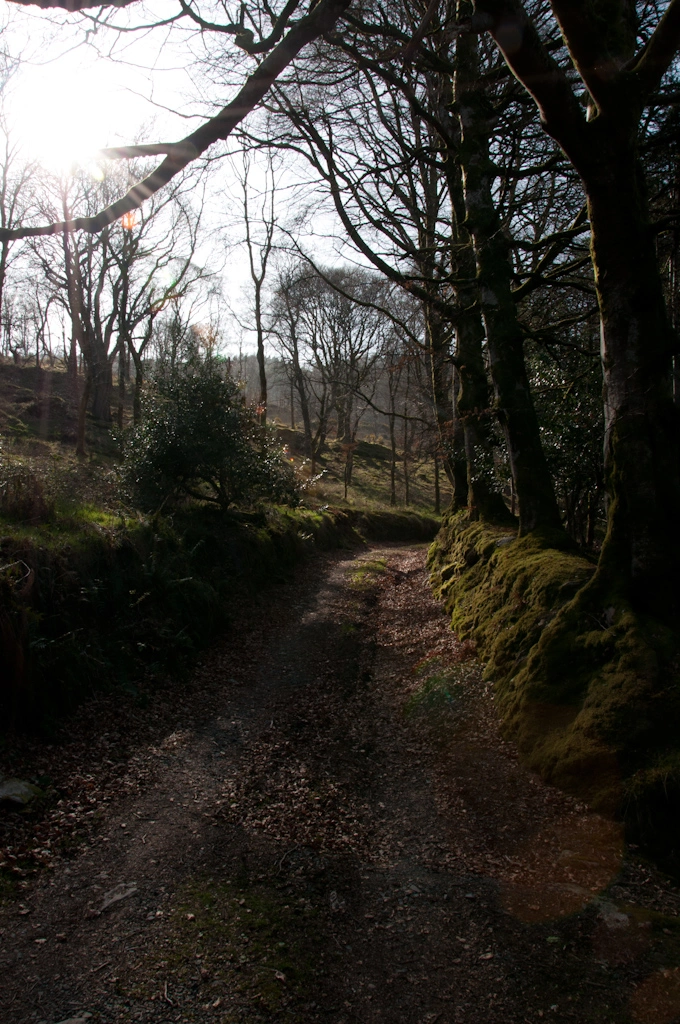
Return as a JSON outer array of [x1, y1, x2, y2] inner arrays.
[[1, 543, 680, 1024]]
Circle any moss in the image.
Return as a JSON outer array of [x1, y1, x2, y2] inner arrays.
[[146, 875, 326, 1020], [348, 557, 387, 590], [1, 504, 440, 734], [429, 511, 680, 861]]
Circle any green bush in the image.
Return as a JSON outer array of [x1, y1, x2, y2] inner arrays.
[[122, 349, 298, 511]]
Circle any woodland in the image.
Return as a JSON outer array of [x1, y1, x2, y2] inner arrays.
[[1, 0, 680, 877]]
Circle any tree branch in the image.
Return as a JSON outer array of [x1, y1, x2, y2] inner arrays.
[[6, 0, 135, 9], [177, 0, 302, 54], [473, 0, 589, 164], [0, 0, 352, 240], [629, 0, 680, 99]]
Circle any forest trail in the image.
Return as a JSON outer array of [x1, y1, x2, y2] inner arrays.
[[2, 544, 680, 1024]]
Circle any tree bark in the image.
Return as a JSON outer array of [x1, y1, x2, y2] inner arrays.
[[474, 0, 680, 612], [76, 371, 91, 459], [88, 341, 113, 422], [454, 14, 563, 535], [450, 365, 470, 508], [584, 145, 680, 613]]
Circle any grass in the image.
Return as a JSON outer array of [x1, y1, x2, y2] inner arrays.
[[347, 557, 387, 590], [404, 658, 465, 716]]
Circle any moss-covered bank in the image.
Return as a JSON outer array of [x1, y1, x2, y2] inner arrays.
[[1, 505, 439, 734], [429, 512, 680, 863]]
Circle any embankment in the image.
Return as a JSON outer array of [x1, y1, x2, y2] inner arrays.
[[428, 512, 680, 864], [1, 505, 438, 733]]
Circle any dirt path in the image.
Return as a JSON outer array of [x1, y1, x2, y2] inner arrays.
[[2, 544, 680, 1024]]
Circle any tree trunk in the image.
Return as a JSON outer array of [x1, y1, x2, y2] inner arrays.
[[433, 452, 441, 515], [402, 402, 410, 506], [255, 282, 267, 424], [68, 329, 78, 382], [130, 349, 144, 426], [426, 309, 457, 487], [454, 18, 562, 536], [450, 366, 470, 508], [456, 302, 514, 524], [89, 345, 113, 423], [584, 151, 680, 616], [76, 371, 91, 459], [389, 394, 397, 506], [117, 340, 126, 430]]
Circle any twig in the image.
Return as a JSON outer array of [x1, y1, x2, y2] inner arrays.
[[277, 845, 300, 874], [163, 981, 174, 1005], [1, 990, 18, 1009]]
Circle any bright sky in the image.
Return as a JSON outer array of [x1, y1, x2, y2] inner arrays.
[[4, 6, 187, 171], [0, 5, 352, 354]]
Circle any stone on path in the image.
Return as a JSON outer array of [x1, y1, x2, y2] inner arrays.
[[0, 778, 44, 806]]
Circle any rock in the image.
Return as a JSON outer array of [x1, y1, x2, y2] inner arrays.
[[596, 899, 630, 929], [54, 1015, 92, 1024], [99, 882, 138, 913], [0, 778, 44, 807]]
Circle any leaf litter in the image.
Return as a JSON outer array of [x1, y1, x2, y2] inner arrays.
[[0, 544, 679, 1024]]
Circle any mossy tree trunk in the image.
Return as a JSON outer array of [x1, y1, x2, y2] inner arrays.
[[447, 146, 513, 523], [585, 147, 680, 616], [476, 0, 680, 617], [454, 8, 563, 536]]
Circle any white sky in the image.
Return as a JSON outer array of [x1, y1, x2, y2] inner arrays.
[[0, 4, 359, 357]]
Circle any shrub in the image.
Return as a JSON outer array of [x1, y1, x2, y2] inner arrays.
[[122, 349, 298, 511]]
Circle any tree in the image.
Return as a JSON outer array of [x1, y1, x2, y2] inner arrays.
[[239, 148, 278, 425], [123, 340, 297, 510], [0, 0, 354, 236], [29, 159, 208, 436], [0, 106, 36, 341], [474, 0, 680, 619]]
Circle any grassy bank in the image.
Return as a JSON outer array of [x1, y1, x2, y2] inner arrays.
[[428, 512, 680, 865], [1, 504, 439, 736]]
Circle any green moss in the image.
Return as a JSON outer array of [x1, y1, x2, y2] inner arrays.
[[1, 504, 440, 734], [429, 512, 680, 861], [145, 875, 326, 1020], [348, 557, 387, 590]]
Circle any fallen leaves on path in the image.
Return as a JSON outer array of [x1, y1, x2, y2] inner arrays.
[[1, 544, 680, 1024]]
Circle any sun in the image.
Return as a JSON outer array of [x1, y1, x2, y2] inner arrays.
[[7, 49, 140, 176]]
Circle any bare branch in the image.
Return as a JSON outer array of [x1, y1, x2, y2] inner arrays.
[[473, 0, 589, 164], [178, 0, 302, 54], [629, 0, 680, 99], [6, 0, 136, 9], [0, 0, 352, 241]]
